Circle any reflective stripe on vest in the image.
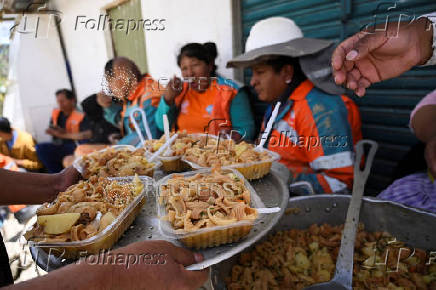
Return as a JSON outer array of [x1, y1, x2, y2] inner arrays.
[[274, 119, 299, 144], [321, 173, 348, 192], [309, 151, 354, 170]]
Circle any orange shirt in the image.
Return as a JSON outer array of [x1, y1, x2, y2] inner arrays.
[[176, 87, 217, 134]]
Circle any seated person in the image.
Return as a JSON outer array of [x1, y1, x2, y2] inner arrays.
[[97, 57, 163, 145], [36, 89, 90, 173], [0, 117, 42, 171], [62, 93, 121, 168], [378, 90, 436, 212], [155, 42, 255, 141], [81, 93, 120, 144], [227, 17, 362, 193]]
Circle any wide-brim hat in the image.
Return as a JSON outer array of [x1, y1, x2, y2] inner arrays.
[[227, 17, 344, 95], [227, 37, 333, 68]]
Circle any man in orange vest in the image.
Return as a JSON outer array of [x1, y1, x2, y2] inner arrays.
[[36, 89, 90, 173]]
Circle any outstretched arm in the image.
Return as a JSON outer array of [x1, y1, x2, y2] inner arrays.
[[0, 166, 80, 205], [4, 241, 208, 290], [332, 16, 434, 96]]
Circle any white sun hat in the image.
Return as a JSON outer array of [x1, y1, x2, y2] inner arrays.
[[227, 17, 344, 95], [227, 17, 332, 67], [244, 17, 303, 52]]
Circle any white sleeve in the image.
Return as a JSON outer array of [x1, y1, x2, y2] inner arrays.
[[421, 12, 436, 66]]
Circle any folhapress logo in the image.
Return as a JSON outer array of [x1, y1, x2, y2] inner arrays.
[[9, 2, 63, 39], [74, 15, 166, 35]]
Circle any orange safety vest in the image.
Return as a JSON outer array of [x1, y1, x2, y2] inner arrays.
[[120, 74, 163, 135], [174, 78, 237, 135], [263, 80, 362, 193], [51, 109, 85, 133]]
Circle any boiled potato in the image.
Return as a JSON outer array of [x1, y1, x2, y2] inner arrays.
[[295, 252, 310, 270], [133, 174, 144, 196], [234, 144, 248, 157], [99, 212, 116, 231], [153, 142, 163, 151], [174, 143, 185, 151], [38, 213, 80, 235]]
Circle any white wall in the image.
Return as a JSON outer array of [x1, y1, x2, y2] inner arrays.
[[3, 14, 70, 142], [4, 0, 237, 141], [54, 0, 236, 97], [53, 0, 114, 101], [141, 0, 235, 81]]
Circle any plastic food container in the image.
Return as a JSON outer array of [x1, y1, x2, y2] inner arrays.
[[143, 136, 181, 173], [182, 147, 281, 180], [156, 168, 266, 249], [27, 176, 154, 259], [159, 154, 190, 173], [73, 145, 160, 178], [146, 133, 219, 173]]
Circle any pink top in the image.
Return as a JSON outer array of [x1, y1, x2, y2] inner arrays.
[[410, 89, 436, 130]]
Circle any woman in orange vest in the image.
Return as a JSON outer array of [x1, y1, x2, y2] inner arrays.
[[97, 57, 163, 145], [36, 89, 90, 173], [227, 17, 362, 194], [155, 42, 255, 141]]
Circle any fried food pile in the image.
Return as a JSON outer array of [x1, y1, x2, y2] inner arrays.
[[82, 147, 155, 178], [25, 176, 144, 243], [184, 140, 270, 167], [226, 224, 436, 290], [159, 168, 257, 232]]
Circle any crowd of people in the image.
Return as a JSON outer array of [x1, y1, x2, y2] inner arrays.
[[1, 17, 364, 195], [0, 89, 120, 174], [0, 13, 434, 289]]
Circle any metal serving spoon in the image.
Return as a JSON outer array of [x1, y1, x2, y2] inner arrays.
[[304, 139, 378, 290]]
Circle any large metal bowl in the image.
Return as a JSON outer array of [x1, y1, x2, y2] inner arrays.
[[211, 195, 436, 289]]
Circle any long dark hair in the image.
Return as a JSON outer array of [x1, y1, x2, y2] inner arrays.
[[177, 42, 218, 76], [265, 56, 306, 85]]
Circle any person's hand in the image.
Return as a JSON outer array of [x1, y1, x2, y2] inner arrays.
[[12, 158, 25, 167], [51, 166, 81, 199], [96, 92, 113, 108], [425, 136, 436, 179], [332, 17, 434, 97], [46, 127, 66, 137], [163, 76, 183, 105], [45, 128, 56, 136], [99, 240, 209, 290], [10, 240, 208, 289]]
